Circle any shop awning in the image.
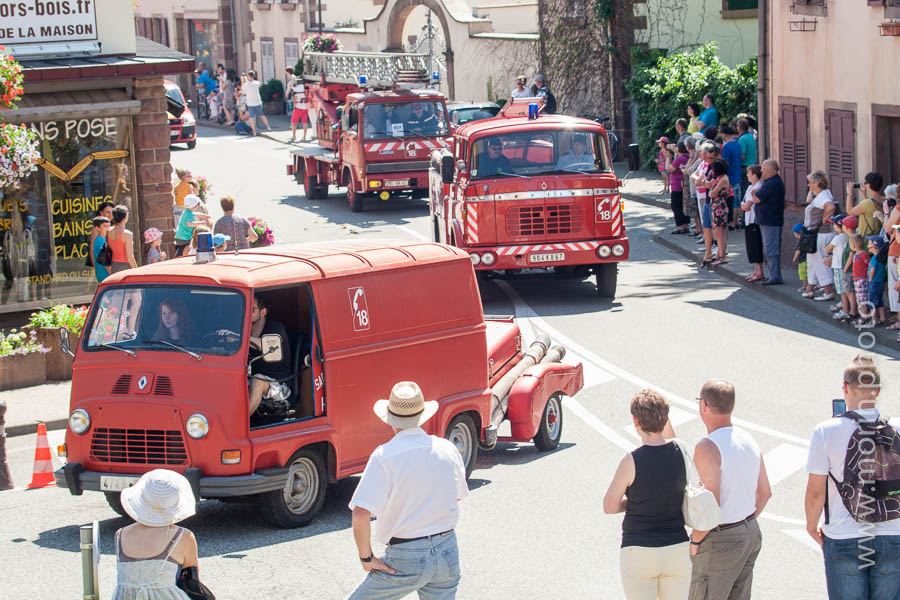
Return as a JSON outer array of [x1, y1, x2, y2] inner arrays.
[[0, 89, 142, 124]]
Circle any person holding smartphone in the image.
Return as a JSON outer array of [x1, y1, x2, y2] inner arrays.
[[845, 173, 885, 238], [805, 355, 900, 598]]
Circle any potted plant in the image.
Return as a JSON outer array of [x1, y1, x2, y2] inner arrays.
[[261, 79, 285, 115], [249, 217, 275, 247], [0, 47, 40, 190], [302, 33, 342, 53], [28, 304, 87, 380], [0, 329, 49, 390]]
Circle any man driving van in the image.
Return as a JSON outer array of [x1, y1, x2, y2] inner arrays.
[[556, 135, 594, 171], [248, 296, 292, 416], [406, 102, 438, 135], [476, 138, 512, 177]]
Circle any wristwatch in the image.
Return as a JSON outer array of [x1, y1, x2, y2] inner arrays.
[[360, 553, 374, 563]]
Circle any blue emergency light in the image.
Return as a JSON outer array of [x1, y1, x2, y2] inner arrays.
[[359, 75, 368, 87], [194, 232, 217, 264], [432, 70, 440, 83], [528, 103, 539, 120]]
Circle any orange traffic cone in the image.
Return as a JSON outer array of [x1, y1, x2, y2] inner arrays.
[[26, 423, 56, 489]]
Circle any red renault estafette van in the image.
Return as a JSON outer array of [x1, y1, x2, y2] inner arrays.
[[55, 241, 583, 527]]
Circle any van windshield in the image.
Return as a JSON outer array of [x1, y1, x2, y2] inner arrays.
[[84, 286, 245, 356], [362, 101, 449, 139]]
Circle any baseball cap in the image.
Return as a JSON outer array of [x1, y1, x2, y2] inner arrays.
[[656, 136, 670, 144], [534, 74, 545, 83], [827, 213, 847, 225], [842, 215, 859, 230], [867, 235, 887, 250], [792, 223, 804, 234], [213, 233, 231, 247], [183, 194, 201, 209]]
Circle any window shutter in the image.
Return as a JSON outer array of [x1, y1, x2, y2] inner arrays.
[[826, 110, 855, 196]]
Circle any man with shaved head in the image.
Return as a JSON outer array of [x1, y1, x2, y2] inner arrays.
[[751, 159, 786, 285]]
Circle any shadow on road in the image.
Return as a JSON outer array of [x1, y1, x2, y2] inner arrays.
[[275, 188, 430, 233], [476, 441, 575, 471]]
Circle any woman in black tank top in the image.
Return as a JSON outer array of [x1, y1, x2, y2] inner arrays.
[[603, 390, 691, 600]]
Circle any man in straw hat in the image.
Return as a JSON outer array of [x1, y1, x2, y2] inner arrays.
[[347, 381, 469, 599]]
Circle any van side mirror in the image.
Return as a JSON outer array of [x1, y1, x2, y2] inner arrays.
[[59, 326, 74, 357], [627, 143, 641, 172], [261, 334, 283, 363], [303, 354, 312, 368], [441, 153, 455, 185]]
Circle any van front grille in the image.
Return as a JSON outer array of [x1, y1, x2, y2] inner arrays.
[[90, 428, 187, 465], [153, 376, 173, 396], [111, 375, 132, 395], [506, 204, 583, 237]]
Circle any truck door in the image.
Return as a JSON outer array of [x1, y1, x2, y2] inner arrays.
[[309, 291, 326, 416]]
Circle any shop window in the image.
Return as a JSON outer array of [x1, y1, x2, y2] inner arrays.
[[0, 117, 134, 309], [722, 0, 758, 17], [190, 21, 220, 75]]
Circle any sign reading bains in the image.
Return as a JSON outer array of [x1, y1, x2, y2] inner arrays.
[[0, 1, 98, 44]]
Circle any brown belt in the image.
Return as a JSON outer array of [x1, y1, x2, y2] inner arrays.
[[389, 529, 453, 545], [713, 514, 756, 532]]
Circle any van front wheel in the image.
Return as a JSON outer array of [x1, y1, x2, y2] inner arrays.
[[261, 449, 327, 528], [445, 414, 478, 479], [105, 491, 129, 518]]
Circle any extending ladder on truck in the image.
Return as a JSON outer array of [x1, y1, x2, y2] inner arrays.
[[302, 51, 431, 88]]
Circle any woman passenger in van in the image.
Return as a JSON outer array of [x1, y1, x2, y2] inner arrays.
[[155, 297, 194, 346]]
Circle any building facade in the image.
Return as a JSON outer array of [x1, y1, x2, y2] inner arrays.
[[0, 0, 193, 315], [764, 0, 900, 206]]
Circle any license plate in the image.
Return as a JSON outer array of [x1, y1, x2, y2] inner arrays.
[[530, 252, 565, 263], [170, 131, 179, 138], [100, 475, 140, 492], [384, 179, 409, 187]]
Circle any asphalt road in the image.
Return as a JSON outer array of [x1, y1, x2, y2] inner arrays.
[[4, 126, 900, 599]]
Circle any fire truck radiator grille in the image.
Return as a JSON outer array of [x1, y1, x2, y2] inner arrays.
[[506, 204, 583, 237], [90, 428, 188, 465], [153, 376, 174, 396], [111, 375, 132, 395]]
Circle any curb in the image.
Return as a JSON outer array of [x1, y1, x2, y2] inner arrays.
[[198, 120, 292, 146], [621, 192, 669, 211], [7, 418, 68, 438]]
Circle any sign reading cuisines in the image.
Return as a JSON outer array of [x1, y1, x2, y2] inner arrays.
[[0, 1, 98, 45]]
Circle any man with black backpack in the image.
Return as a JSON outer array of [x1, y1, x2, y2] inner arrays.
[[805, 354, 900, 599], [531, 74, 556, 114]]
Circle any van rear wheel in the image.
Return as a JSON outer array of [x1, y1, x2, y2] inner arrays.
[[304, 171, 320, 200], [533, 393, 563, 451], [445, 414, 478, 479], [105, 491, 129, 518], [261, 449, 327, 528]]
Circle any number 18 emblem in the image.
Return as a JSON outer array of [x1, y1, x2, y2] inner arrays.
[[348, 287, 371, 332]]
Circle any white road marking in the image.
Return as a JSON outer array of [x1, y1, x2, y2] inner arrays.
[[494, 280, 810, 448], [783, 529, 824, 552], [764, 443, 810, 487], [563, 397, 635, 451], [625, 406, 695, 439], [397, 225, 429, 242], [195, 138, 217, 145]]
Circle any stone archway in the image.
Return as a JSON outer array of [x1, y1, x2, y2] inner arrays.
[[385, 0, 455, 99]]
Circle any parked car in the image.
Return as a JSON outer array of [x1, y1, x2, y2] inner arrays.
[[448, 101, 501, 126], [165, 79, 197, 149]]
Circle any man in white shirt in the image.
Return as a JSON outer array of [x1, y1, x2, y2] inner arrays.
[[242, 70, 271, 136], [690, 379, 772, 600], [348, 381, 468, 600], [805, 354, 900, 599], [510, 75, 531, 99]]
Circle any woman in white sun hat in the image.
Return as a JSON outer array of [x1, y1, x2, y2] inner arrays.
[[112, 469, 200, 600]]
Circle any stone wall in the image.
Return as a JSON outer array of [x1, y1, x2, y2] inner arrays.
[[132, 75, 174, 263]]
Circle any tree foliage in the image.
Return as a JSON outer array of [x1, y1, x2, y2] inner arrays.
[[625, 42, 757, 168]]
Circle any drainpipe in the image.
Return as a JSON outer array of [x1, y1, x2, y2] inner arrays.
[[757, 0, 769, 159]]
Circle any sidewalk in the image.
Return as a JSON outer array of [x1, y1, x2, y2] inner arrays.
[[618, 169, 900, 353], [200, 112, 299, 145], [3, 380, 70, 437]]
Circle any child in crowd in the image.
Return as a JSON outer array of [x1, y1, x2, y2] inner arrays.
[[850, 234, 871, 320], [825, 214, 850, 319], [792, 223, 808, 293], [187, 225, 212, 256], [655, 137, 670, 194], [207, 90, 221, 122], [93, 216, 111, 283], [840, 216, 860, 321], [213, 233, 231, 252], [866, 235, 889, 325], [143, 227, 166, 264]]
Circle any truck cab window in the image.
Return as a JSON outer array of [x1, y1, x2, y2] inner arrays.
[[471, 131, 612, 179], [362, 101, 448, 139]]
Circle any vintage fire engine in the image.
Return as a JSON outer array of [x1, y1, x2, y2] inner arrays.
[[54, 239, 583, 528], [287, 51, 452, 213], [429, 99, 629, 297]]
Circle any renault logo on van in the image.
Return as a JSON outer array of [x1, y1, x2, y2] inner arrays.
[[138, 376, 148, 390]]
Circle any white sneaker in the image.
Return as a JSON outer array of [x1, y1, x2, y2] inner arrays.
[[802, 291, 815, 298], [833, 311, 850, 320], [814, 293, 836, 301]]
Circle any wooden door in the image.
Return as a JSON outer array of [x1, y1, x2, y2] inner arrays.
[[780, 104, 810, 204], [826, 109, 856, 197], [874, 115, 900, 185]]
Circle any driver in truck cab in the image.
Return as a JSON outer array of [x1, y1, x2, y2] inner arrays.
[[247, 296, 292, 416], [365, 104, 400, 138], [476, 138, 512, 177], [556, 135, 594, 171], [406, 102, 438, 136]]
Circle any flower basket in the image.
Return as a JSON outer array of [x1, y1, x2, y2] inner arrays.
[[302, 34, 342, 53], [0, 351, 46, 390], [28, 305, 87, 380], [879, 22, 900, 36], [249, 217, 275, 247]]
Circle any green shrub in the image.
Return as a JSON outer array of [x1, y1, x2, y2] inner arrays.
[[260, 78, 285, 103], [625, 43, 757, 169]]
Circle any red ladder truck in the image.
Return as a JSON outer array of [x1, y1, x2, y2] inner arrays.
[[287, 51, 452, 212]]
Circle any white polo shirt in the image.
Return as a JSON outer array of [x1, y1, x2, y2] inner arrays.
[[349, 427, 468, 545], [807, 409, 900, 539]]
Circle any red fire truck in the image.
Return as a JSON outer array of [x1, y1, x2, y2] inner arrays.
[[429, 99, 629, 297], [54, 240, 583, 528], [287, 51, 452, 213]]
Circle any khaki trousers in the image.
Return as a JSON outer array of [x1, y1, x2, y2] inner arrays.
[[620, 542, 692, 600], [689, 517, 762, 600]]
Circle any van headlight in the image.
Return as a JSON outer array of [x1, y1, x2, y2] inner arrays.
[[186, 414, 209, 439], [69, 409, 90, 435]]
